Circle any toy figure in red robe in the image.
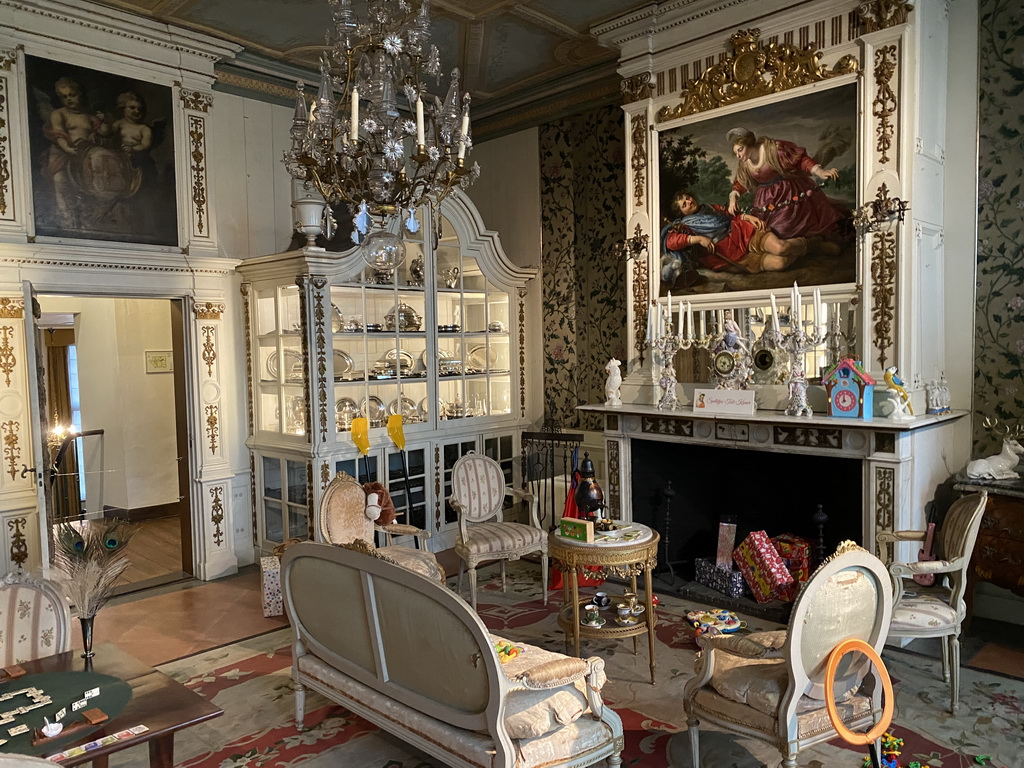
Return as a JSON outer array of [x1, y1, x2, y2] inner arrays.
[[663, 191, 812, 274]]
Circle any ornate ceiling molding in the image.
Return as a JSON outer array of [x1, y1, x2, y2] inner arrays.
[[657, 29, 859, 122]]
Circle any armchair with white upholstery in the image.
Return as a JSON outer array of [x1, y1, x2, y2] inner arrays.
[[0, 571, 71, 666], [319, 470, 445, 583], [683, 541, 893, 768], [879, 491, 988, 714], [449, 451, 548, 610]]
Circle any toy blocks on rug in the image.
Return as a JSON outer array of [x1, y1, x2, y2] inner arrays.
[[772, 533, 814, 601], [260, 555, 283, 617], [694, 557, 750, 598], [733, 530, 793, 603]]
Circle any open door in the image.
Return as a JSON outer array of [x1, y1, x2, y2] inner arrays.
[[22, 280, 54, 571]]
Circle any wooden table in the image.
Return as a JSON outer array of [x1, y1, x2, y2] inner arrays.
[[548, 523, 660, 684], [0, 642, 222, 767]]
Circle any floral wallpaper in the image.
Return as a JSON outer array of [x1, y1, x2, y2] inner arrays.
[[976, 0, 1024, 452], [539, 105, 628, 431]]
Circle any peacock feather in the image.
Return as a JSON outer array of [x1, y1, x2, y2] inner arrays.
[[52, 520, 139, 618]]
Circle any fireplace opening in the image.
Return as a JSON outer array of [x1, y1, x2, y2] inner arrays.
[[629, 439, 863, 579]]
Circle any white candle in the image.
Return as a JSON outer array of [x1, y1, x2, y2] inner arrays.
[[415, 96, 425, 146], [699, 310, 706, 338], [769, 292, 778, 326], [678, 300, 684, 337], [813, 288, 821, 330], [658, 306, 664, 338], [716, 310, 724, 333], [350, 87, 359, 142], [647, 302, 653, 345], [457, 109, 470, 160], [792, 282, 801, 324], [686, 301, 694, 340], [667, 292, 672, 328]]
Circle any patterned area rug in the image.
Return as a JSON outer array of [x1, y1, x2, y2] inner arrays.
[[127, 569, 1021, 768]]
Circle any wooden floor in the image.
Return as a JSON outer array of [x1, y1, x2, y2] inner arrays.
[[115, 515, 185, 590]]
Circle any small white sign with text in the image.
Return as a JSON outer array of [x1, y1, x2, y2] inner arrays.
[[692, 388, 756, 415]]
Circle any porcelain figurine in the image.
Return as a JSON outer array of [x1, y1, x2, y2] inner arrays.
[[785, 359, 812, 417], [966, 423, 1024, 479], [658, 361, 679, 410], [604, 358, 622, 406], [883, 366, 914, 418]]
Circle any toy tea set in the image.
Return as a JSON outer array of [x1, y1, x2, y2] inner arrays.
[[582, 591, 647, 627], [686, 608, 745, 635]]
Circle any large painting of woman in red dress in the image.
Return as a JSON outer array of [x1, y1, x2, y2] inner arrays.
[[659, 83, 857, 296]]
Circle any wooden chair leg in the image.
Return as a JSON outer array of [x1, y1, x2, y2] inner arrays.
[[940, 633, 951, 683], [500, 560, 507, 593], [295, 681, 306, 730], [469, 566, 478, 611], [949, 633, 961, 714], [687, 716, 700, 768], [540, 552, 549, 604], [457, 559, 465, 598]]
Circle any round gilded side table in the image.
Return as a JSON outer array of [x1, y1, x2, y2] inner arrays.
[[547, 523, 660, 684]]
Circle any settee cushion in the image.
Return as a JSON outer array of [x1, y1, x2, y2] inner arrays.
[[491, 635, 599, 739]]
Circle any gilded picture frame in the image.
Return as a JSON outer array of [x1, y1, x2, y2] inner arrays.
[[657, 81, 858, 297], [24, 54, 179, 246]]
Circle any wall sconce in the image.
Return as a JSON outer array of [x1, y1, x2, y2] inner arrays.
[[853, 183, 909, 235], [612, 227, 649, 261], [614, 224, 653, 365]]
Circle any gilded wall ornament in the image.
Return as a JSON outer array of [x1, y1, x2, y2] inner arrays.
[[0, 325, 16, 387], [873, 45, 898, 164], [858, 0, 913, 33], [2, 419, 20, 480], [205, 404, 219, 453], [188, 115, 208, 235], [306, 463, 314, 539], [434, 444, 442, 529], [0, 298, 24, 318], [870, 230, 897, 368], [7, 517, 28, 568], [296, 278, 312, 436], [657, 29, 859, 122], [209, 485, 225, 546], [240, 284, 255, 436], [179, 88, 213, 113], [201, 325, 216, 376], [0, 49, 17, 71], [874, 466, 895, 559], [194, 301, 224, 320], [0, 76, 10, 218], [321, 460, 331, 491], [621, 73, 652, 104], [248, 453, 258, 547], [311, 278, 329, 441], [630, 113, 647, 208]]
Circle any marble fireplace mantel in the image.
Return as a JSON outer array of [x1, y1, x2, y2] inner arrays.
[[580, 403, 969, 560]]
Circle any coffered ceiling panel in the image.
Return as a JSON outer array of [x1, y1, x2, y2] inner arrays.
[[86, 0, 653, 137]]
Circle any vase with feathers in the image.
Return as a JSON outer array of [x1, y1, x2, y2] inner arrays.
[[52, 520, 138, 658]]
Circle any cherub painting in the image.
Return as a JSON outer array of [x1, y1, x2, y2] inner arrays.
[[658, 83, 858, 296], [25, 55, 178, 246]]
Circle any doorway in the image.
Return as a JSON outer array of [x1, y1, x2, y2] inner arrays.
[[37, 295, 193, 592]]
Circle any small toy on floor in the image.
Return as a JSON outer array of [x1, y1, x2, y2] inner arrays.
[[860, 732, 930, 768]]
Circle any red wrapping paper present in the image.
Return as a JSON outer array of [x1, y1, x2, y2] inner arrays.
[[772, 534, 814, 602], [733, 530, 794, 603]]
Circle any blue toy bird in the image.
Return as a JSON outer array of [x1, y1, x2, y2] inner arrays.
[[883, 366, 914, 416]]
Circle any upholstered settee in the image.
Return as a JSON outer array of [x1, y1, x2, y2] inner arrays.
[[281, 541, 624, 768]]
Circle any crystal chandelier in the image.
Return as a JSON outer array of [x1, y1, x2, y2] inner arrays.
[[283, 0, 480, 262]]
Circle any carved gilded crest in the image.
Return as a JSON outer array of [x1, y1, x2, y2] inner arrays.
[[657, 29, 859, 122]]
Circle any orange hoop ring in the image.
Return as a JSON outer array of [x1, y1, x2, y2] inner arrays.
[[823, 638, 894, 745]]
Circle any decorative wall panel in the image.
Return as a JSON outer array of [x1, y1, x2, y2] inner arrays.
[[975, 0, 1024, 454], [539, 105, 627, 431]]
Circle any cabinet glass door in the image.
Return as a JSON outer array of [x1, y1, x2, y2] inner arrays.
[[261, 455, 309, 545], [255, 285, 305, 436]]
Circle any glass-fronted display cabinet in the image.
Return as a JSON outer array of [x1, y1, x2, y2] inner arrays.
[[240, 194, 536, 553]]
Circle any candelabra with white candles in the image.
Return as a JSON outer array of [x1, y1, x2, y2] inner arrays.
[[648, 293, 713, 410], [765, 282, 826, 417]]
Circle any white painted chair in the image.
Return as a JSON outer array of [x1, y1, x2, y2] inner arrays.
[[319, 471, 445, 583], [0, 570, 71, 666], [880, 491, 988, 714], [450, 451, 548, 610], [683, 541, 893, 768]]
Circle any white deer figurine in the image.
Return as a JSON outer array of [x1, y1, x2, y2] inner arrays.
[[604, 358, 622, 407], [966, 418, 1024, 480]]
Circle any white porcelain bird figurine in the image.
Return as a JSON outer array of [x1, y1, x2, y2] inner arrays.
[[883, 366, 914, 416]]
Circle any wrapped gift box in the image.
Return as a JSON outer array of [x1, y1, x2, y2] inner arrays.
[[260, 555, 283, 617], [733, 530, 794, 603], [694, 557, 749, 598], [772, 534, 814, 602]]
